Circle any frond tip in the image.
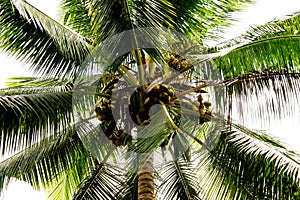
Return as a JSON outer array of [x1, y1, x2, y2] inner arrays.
[[72, 164, 123, 200], [197, 125, 300, 200]]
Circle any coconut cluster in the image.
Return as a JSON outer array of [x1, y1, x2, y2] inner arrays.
[[129, 83, 176, 126], [95, 75, 212, 146], [166, 54, 191, 71], [95, 77, 131, 146], [197, 94, 212, 124]]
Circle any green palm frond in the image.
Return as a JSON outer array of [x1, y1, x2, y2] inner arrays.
[[0, 127, 95, 197], [12, 0, 92, 60], [89, 0, 176, 45], [0, 90, 73, 154], [214, 36, 300, 78], [223, 72, 300, 127], [45, 136, 95, 200], [1, 77, 73, 95], [196, 124, 300, 200], [216, 11, 300, 50], [46, 166, 85, 200], [169, 0, 252, 41], [88, 0, 252, 45], [61, 0, 93, 39], [3, 77, 73, 89], [128, 109, 174, 154], [159, 153, 201, 200], [0, 0, 91, 77], [72, 163, 123, 200], [213, 12, 300, 78], [116, 171, 139, 200]]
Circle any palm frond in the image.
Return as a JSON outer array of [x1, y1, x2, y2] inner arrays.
[[213, 11, 300, 78], [159, 151, 201, 200], [116, 171, 139, 200], [214, 36, 300, 78], [1, 77, 73, 95], [45, 144, 95, 200], [89, 0, 176, 45], [0, 127, 95, 197], [72, 163, 123, 200], [169, 0, 253, 41], [215, 11, 300, 50], [223, 72, 300, 128], [46, 167, 85, 200], [88, 0, 252, 48], [12, 0, 92, 60], [3, 77, 73, 89], [0, 0, 91, 77], [128, 109, 173, 154], [196, 123, 300, 200], [60, 0, 93, 39], [0, 90, 73, 154]]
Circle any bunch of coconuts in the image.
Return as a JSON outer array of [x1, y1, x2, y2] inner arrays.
[[166, 54, 191, 71], [95, 79, 179, 146], [197, 94, 212, 124], [129, 83, 181, 150], [95, 77, 131, 146], [95, 75, 212, 146], [129, 83, 177, 126]]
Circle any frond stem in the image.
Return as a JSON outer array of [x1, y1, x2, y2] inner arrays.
[[168, 147, 193, 200], [77, 146, 116, 200]]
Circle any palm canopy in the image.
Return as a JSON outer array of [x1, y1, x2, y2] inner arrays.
[[1, 0, 300, 199]]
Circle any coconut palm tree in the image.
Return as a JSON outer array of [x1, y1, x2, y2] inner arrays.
[[1, 0, 300, 199]]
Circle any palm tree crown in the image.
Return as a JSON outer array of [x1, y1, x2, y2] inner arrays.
[[1, 0, 300, 199]]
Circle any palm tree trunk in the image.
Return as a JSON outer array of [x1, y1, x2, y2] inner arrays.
[[138, 154, 155, 200], [136, 48, 155, 200]]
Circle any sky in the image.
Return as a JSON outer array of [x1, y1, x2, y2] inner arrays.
[[1, 0, 300, 199]]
